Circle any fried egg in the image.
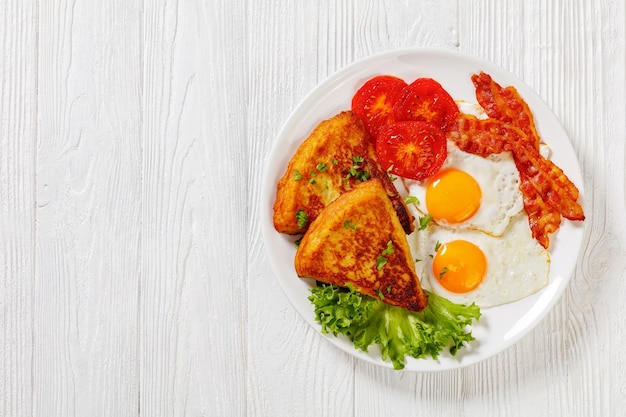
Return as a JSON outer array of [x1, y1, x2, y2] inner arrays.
[[403, 141, 523, 237], [398, 101, 550, 308], [408, 213, 550, 308]]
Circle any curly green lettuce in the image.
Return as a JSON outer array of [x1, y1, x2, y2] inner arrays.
[[308, 283, 481, 370]]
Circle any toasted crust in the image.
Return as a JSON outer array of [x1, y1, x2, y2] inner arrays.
[[295, 179, 428, 312], [272, 111, 414, 235]]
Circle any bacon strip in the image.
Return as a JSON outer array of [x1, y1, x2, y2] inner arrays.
[[448, 114, 583, 220], [472, 72, 541, 150], [518, 169, 562, 248], [510, 141, 584, 221], [447, 112, 584, 247], [446, 114, 507, 157]]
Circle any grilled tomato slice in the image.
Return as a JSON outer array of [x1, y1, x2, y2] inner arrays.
[[375, 121, 447, 181], [394, 77, 459, 131], [351, 75, 407, 137]]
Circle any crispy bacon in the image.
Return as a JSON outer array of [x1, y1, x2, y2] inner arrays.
[[447, 117, 584, 221], [447, 88, 585, 247], [446, 114, 508, 156], [518, 169, 562, 248], [510, 141, 585, 221], [472, 72, 541, 150]]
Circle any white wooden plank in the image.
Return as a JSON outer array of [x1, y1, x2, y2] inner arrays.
[[35, 1, 142, 415], [246, 2, 356, 416], [0, 1, 37, 416], [352, 0, 459, 57], [139, 1, 247, 415], [249, 1, 460, 416], [457, 3, 565, 415], [345, 1, 474, 416], [251, 0, 626, 415], [0, 0, 622, 416], [457, 1, 626, 416]]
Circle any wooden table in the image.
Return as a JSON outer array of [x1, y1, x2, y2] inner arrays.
[[2, 1, 624, 416]]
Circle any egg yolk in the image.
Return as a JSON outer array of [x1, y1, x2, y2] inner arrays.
[[432, 240, 487, 293], [425, 168, 482, 224]]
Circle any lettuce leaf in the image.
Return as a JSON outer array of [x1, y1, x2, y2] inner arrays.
[[308, 283, 481, 370]]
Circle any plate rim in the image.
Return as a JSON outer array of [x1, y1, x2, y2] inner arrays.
[[260, 47, 586, 372]]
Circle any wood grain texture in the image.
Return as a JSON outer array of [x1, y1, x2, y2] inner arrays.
[[246, 2, 356, 416], [1, 0, 625, 416], [140, 1, 247, 416], [0, 2, 36, 417], [456, 1, 626, 416], [254, 1, 626, 417], [35, 1, 142, 415]]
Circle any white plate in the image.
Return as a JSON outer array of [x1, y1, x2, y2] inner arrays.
[[260, 48, 585, 372]]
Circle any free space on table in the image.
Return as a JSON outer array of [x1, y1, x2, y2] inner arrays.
[[1, 1, 624, 416]]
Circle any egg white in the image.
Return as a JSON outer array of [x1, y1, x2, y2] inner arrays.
[[394, 101, 551, 308], [403, 141, 524, 237], [408, 213, 550, 308]]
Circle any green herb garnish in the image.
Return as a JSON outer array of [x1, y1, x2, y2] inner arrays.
[[345, 155, 370, 182], [404, 195, 419, 205], [418, 214, 433, 230], [309, 284, 481, 370], [296, 209, 309, 229], [439, 266, 450, 279], [343, 220, 357, 230], [376, 240, 394, 270], [376, 256, 388, 270], [382, 240, 394, 256]]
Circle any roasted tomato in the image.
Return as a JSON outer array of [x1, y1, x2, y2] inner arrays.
[[375, 121, 447, 181], [394, 78, 459, 131], [351, 75, 407, 137]]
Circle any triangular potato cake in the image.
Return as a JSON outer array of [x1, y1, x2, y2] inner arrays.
[[273, 111, 414, 235], [295, 179, 428, 312]]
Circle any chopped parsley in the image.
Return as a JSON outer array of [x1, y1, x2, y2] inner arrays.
[[403, 195, 419, 205], [382, 240, 394, 256], [343, 220, 357, 230], [316, 162, 328, 171], [434, 241, 442, 252], [293, 169, 302, 181], [376, 289, 385, 300], [418, 214, 433, 230], [376, 255, 388, 270], [345, 155, 370, 182], [296, 209, 309, 229], [376, 240, 394, 270], [438, 267, 450, 280]]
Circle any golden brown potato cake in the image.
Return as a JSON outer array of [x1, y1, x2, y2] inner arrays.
[[272, 111, 414, 235], [295, 179, 428, 312]]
